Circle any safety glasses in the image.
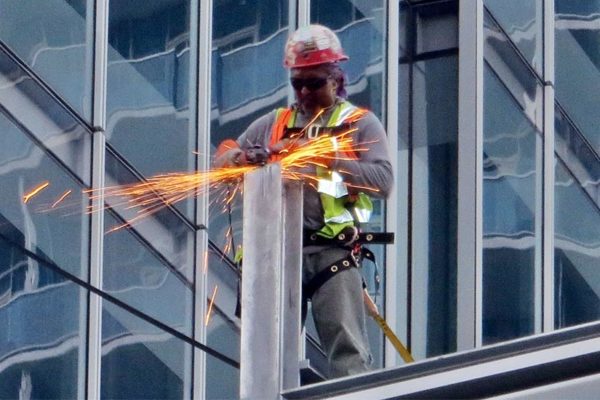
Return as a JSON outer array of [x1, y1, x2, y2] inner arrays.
[[290, 76, 329, 91]]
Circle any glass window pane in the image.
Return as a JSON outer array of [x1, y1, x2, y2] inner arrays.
[[0, 111, 90, 279], [554, 159, 600, 327], [555, 1, 600, 153], [206, 350, 239, 400], [0, 44, 92, 185], [101, 301, 191, 399], [554, 105, 600, 328], [0, 0, 93, 119], [103, 211, 194, 337], [106, 0, 196, 220], [414, 2, 458, 56], [311, 1, 386, 118], [484, 0, 543, 75], [0, 238, 86, 399], [411, 55, 458, 358], [482, 65, 542, 345], [206, 249, 240, 361], [208, 0, 289, 270], [104, 149, 196, 282]]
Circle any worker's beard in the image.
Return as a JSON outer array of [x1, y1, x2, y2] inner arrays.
[[297, 95, 333, 117]]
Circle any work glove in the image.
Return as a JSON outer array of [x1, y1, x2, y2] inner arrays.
[[214, 139, 247, 168]]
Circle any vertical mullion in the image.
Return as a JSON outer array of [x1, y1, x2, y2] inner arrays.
[[92, 0, 108, 131], [186, 0, 200, 398], [87, 0, 108, 399], [298, 0, 310, 26], [384, 0, 402, 368], [288, 1, 301, 107], [193, 0, 212, 399], [543, 0, 555, 333], [457, 0, 483, 351]]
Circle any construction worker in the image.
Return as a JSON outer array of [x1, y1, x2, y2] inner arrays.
[[215, 24, 393, 378]]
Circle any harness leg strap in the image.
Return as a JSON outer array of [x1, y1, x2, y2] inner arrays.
[[303, 252, 359, 300]]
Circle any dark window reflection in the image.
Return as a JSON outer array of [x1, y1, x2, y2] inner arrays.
[[101, 302, 189, 399], [0, 236, 85, 399], [482, 65, 540, 344], [554, 157, 600, 328], [411, 56, 458, 358]]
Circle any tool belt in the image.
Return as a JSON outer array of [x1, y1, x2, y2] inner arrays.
[[302, 228, 392, 300], [304, 229, 394, 248]]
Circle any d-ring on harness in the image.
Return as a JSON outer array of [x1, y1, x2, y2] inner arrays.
[[302, 228, 394, 299]]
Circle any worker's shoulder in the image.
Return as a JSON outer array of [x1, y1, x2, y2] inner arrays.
[[246, 109, 278, 130], [352, 108, 384, 129]]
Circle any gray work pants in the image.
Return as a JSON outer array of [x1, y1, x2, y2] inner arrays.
[[303, 247, 373, 378]]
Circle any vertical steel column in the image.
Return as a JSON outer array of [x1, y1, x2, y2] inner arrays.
[[457, 0, 484, 351], [240, 164, 302, 399], [193, 0, 212, 399], [87, 0, 108, 398], [384, 0, 403, 368], [542, 0, 555, 333], [297, 0, 311, 27], [281, 178, 303, 391]]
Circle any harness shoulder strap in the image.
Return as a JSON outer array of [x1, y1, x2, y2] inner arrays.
[[269, 107, 295, 146]]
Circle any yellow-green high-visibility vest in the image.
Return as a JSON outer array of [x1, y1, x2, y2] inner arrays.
[[270, 102, 373, 238]]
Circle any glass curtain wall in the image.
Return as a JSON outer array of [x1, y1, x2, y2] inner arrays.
[[0, 70, 91, 397], [0, 0, 94, 120], [482, 8, 544, 345], [100, 2, 200, 397], [106, 0, 197, 219], [484, 0, 543, 75], [397, 0, 458, 360], [555, 1, 600, 328]]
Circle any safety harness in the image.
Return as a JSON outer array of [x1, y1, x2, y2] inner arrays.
[[270, 102, 394, 300], [303, 228, 394, 299]]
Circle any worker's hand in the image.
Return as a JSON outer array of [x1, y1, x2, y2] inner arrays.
[[214, 148, 247, 168], [363, 289, 379, 318]]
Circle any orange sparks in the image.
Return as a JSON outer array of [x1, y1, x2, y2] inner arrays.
[[85, 165, 256, 223], [87, 123, 376, 230], [23, 181, 50, 204], [205, 285, 218, 326], [51, 189, 73, 208]]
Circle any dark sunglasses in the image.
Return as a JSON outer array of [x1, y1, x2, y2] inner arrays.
[[290, 76, 329, 91]]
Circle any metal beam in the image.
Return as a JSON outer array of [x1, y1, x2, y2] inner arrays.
[[385, 0, 406, 368], [542, 0, 555, 333], [240, 164, 303, 399], [193, 0, 212, 398], [457, 0, 484, 350]]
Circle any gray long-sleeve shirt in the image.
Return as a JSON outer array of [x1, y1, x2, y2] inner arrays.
[[236, 100, 394, 231]]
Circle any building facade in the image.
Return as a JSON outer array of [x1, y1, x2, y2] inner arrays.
[[0, 0, 599, 398]]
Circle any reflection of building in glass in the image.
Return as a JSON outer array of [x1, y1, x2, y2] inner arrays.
[[1, 0, 600, 398]]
